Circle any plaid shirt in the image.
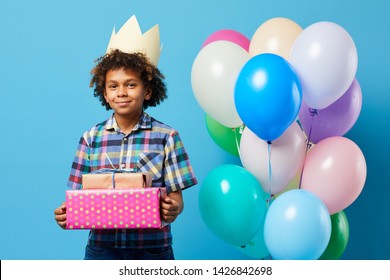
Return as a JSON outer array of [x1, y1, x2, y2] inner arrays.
[[67, 112, 197, 248]]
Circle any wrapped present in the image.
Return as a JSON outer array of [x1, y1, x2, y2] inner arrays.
[[66, 188, 164, 229], [82, 169, 152, 189]]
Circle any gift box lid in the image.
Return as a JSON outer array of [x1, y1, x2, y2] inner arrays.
[[82, 170, 152, 190]]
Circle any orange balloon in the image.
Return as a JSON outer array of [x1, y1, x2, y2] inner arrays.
[[249, 17, 302, 60]]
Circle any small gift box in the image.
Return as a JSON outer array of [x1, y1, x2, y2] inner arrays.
[[66, 188, 165, 229], [82, 169, 152, 189]]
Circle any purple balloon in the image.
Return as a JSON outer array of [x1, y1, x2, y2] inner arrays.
[[298, 79, 362, 144]]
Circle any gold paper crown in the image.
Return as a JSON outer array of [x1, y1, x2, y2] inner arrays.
[[106, 15, 162, 66]]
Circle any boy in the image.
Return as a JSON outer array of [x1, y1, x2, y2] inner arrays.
[[54, 49, 197, 260]]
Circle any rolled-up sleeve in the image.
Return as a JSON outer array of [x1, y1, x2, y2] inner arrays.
[[163, 130, 197, 193]]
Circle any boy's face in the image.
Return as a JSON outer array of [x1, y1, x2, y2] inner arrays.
[[104, 68, 151, 118]]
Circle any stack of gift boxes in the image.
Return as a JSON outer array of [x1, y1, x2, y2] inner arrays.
[[66, 171, 165, 230]]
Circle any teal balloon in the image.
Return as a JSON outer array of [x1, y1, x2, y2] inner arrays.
[[264, 189, 331, 260], [319, 210, 349, 260], [199, 164, 268, 247], [238, 224, 270, 259], [234, 53, 302, 142]]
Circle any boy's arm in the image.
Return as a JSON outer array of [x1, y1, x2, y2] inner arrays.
[[160, 188, 183, 223]]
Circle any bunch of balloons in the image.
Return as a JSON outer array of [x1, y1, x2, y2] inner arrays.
[[192, 17, 366, 260]]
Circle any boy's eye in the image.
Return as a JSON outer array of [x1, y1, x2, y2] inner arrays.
[[127, 83, 136, 88], [108, 84, 117, 89]]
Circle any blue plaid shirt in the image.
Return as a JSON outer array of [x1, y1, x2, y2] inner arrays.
[[67, 112, 197, 248]]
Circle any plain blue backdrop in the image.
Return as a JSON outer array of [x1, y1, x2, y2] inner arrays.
[[0, 0, 389, 260]]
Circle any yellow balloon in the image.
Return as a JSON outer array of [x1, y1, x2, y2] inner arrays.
[[249, 17, 302, 60], [274, 170, 301, 198]]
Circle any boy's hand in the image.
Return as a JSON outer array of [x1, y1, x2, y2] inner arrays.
[[161, 189, 183, 223], [54, 203, 67, 229]]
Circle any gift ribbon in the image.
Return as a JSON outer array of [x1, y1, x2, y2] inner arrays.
[[98, 153, 136, 188], [90, 154, 149, 188], [91, 168, 148, 188], [91, 168, 136, 174]]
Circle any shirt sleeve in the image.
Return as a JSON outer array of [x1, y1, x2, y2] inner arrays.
[[163, 130, 197, 193], [67, 135, 91, 190]]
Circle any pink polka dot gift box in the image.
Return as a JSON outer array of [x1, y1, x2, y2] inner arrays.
[[65, 188, 165, 229]]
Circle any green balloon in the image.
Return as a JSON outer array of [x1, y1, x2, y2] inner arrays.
[[199, 164, 268, 247], [205, 114, 242, 156], [319, 210, 349, 260]]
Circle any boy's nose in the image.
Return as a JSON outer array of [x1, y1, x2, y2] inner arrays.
[[117, 86, 128, 96]]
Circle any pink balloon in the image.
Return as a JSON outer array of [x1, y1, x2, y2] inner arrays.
[[301, 136, 367, 214], [202, 29, 250, 51]]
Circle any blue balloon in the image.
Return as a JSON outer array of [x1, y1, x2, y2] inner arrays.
[[199, 164, 268, 247], [264, 189, 331, 260], [234, 53, 302, 142]]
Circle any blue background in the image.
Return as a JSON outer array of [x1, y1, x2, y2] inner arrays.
[[0, 0, 389, 260]]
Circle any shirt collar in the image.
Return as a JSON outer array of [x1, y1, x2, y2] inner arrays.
[[105, 112, 152, 133]]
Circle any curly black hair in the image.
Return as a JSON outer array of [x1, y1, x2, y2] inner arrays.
[[89, 49, 167, 110]]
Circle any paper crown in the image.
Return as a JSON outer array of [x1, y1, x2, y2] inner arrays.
[[106, 15, 162, 66]]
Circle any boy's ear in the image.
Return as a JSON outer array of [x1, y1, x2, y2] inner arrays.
[[145, 88, 152, 100]]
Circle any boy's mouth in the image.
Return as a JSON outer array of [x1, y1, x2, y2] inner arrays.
[[116, 100, 131, 106]]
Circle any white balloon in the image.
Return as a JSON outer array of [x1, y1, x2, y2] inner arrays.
[[239, 122, 306, 195], [191, 41, 249, 127], [290, 22, 358, 109]]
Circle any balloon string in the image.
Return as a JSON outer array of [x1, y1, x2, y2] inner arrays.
[[298, 108, 317, 189], [266, 141, 274, 207], [233, 123, 245, 158]]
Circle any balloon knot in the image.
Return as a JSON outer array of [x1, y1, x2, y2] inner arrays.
[[238, 124, 245, 134], [309, 108, 318, 116], [305, 139, 313, 149], [267, 140, 272, 145], [266, 195, 275, 207]]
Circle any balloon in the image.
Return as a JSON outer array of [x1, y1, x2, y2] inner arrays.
[[250, 17, 302, 60], [239, 122, 306, 195], [264, 189, 331, 260], [238, 224, 270, 259], [274, 170, 301, 199], [290, 21, 358, 109], [301, 136, 367, 214], [298, 78, 362, 144], [319, 211, 349, 260], [234, 53, 302, 142], [202, 29, 250, 51], [198, 164, 268, 246], [205, 114, 242, 156], [192, 41, 249, 127]]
